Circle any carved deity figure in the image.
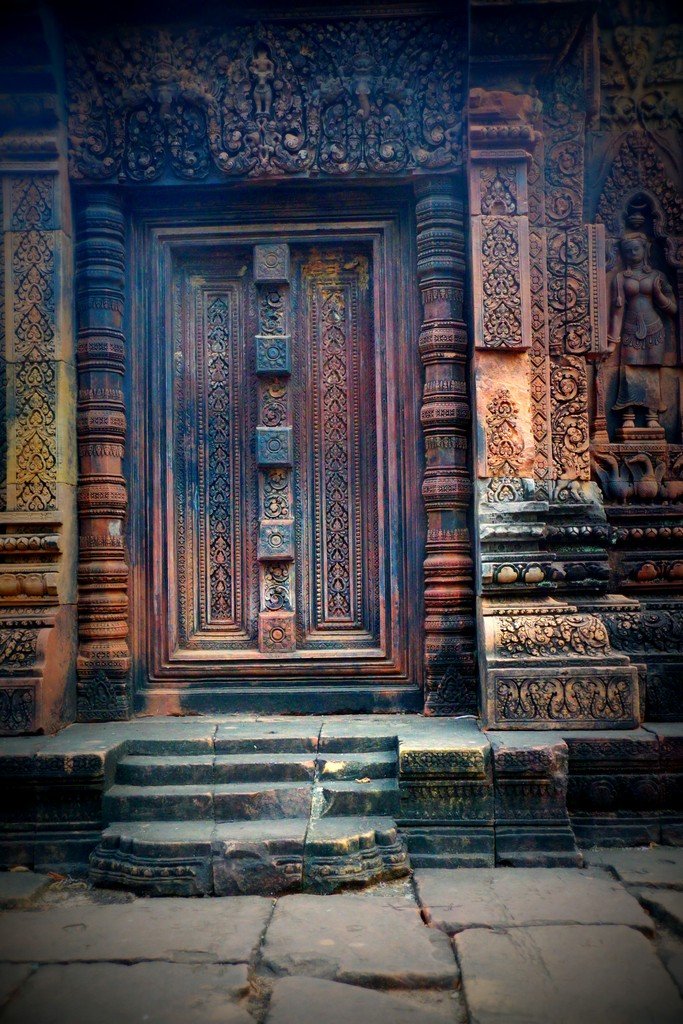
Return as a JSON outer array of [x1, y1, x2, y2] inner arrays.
[[250, 44, 274, 116], [607, 233, 677, 432]]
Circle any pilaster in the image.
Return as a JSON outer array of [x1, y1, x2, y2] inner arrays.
[[0, 12, 77, 734], [468, 73, 639, 729]]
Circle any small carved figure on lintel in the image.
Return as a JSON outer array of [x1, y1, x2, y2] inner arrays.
[[606, 204, 678, 441], [250, 43, 275, 117]]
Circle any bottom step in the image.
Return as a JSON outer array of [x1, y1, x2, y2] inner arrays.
[[90, 817, 410, 897]]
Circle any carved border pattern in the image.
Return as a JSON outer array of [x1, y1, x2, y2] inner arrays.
[[495, 673, 635, 725], [550, 355, 590, 480], [10, 177, 58, 513], [66, 18, 464, 182]]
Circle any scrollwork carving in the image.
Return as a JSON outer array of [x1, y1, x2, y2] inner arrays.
[[66, 19, 464, 182]]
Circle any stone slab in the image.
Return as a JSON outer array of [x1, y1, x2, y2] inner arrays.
[[261, 893, 459, 988], [0, 897, 272, 962], [585, 847, 683, 889], [0, 964, 33, 1010], [215, 718, 323, 753], [0, 871, 51, 908], [414, 867, 652, 934], [456, 924, 682, 1024], [637, 889, 683, 937], [212, 818, 308, 896], [265, 976, 462, 1024], [0, 962, 252, 1024]]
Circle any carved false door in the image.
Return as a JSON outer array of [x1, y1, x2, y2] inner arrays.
[[145, 230, 416, 701]]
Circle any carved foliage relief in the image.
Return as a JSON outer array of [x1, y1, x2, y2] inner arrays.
[[485, 388, 525, 477], [599, 3, 682, 129], [66, 19, 464, 182], [9, 177, 58, 512]]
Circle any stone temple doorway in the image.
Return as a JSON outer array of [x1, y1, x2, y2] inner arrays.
[[125, 187, 426, 714]]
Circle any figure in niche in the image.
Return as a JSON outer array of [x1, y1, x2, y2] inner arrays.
[[250, 44, 275, 116], [607, 232, 677, 436]]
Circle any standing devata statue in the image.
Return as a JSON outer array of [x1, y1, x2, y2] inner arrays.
[[607, 233, 678, 433]]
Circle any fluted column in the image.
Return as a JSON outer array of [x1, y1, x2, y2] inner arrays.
[[415, 176, 475, 715], [75, 190, 130, 719]]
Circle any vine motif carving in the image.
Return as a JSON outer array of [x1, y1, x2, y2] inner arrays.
[[0, 628, 39, 667], [10, 175, 58, 516], [480, 217, 524, 348], [550, 356, 590, 479], [496, 674, 634, 723], [320, 287, 352, 620], [542, 52, 585, 228], [603, 608, 683, 653], [262, 564, 292, 612], [600, 12, 682, 129], [485, 388, 525, 477], [496, 614, 610, 657], [206, 296, 234, 620], [10, 177, 53, 231], [0, 687, 35, 733], [66, 19, 464, 182], [547, 228, 591, 355]]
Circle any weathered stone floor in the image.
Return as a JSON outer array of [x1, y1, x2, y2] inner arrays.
[[0, 849, 681, 1023]]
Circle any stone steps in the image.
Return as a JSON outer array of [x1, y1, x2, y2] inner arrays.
[[91, 731, 409, 895], [104, 782, 314, 823], [90, 815, 409, 896], [116, 753, 318, 786]]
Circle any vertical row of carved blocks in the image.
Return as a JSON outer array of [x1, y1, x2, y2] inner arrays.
[[414, 177, 475, 714], [75, 190, 130, 719], [254, 244, 296, 653]]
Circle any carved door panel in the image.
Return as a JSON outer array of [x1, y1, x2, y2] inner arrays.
[[142, 225, 418, 693]]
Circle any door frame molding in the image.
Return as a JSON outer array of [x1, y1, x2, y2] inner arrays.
[[75, 176, 473, 717]]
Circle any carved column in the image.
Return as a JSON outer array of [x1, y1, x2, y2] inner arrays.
[[415, 176, 475, 715], [75, 190, 130, 719]]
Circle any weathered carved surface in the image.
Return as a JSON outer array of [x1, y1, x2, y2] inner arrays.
[[485, 389, 526, 478], [66, 18, 464, 183], [76, 191, 131, 720], [599, 7, 682, 130], [495, 672, 638, 727], [495, 615, 610, 658]]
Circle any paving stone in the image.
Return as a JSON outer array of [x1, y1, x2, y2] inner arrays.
[[456, 924, 682, 1024], [0, 963, 252, 1024], [0, 871, 51, 908], [0, 964, 33, 1009], [637, 889, 683, 936], [415, 867, 652, 934], [585, 847, 683, 888], [658, 933, 683, 997], [0, 897, 272, 962], [265, 976, 463, 1024], [261, 893, 459, 988]]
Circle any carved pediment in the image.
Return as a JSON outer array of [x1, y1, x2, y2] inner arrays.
[[66, 17, 465, 182]]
